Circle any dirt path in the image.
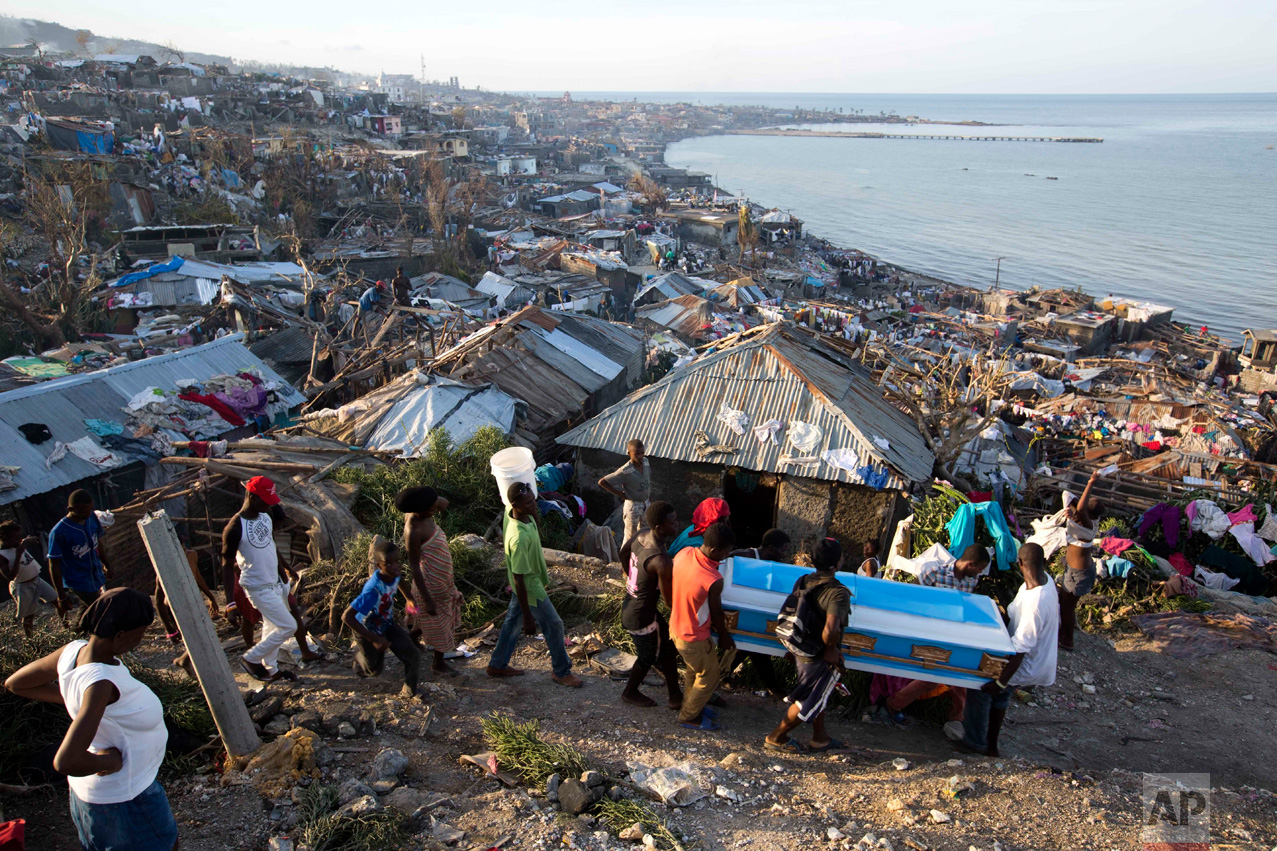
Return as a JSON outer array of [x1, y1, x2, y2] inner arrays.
[[10, 607, 1277, 851]]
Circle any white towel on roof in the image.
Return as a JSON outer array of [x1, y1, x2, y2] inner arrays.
[[787, 421, 823, 454], [716, 403, 750, 437]]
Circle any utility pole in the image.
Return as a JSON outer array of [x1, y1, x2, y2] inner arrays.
[[993, 256, 1007, 291], [139, 511, 261, 758]]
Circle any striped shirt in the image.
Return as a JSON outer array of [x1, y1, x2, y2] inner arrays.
[[919, 557, 978, 593]]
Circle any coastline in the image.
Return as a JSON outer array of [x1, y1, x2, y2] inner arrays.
[[657, 138, 1224, 338], [659, 106, 1272, 344]]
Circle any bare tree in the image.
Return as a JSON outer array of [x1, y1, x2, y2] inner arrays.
[[737, 204, 759, 264], [10, 162, 111, 347], [870, 343, 1014, 478], [74, 30, 93, 58], [423, 156, 450, 246], [451, 106, 467, 130], [160, 41, 185, 64], [627, 173, 667, 212]]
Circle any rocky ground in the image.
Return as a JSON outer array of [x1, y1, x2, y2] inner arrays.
[[11, 572, 1277, 851]]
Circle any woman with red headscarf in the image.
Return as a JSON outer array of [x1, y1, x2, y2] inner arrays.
[[668, 498, 731, 556]]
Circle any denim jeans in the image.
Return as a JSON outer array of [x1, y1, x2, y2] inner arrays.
[[961, 685, 1012, 752], [69, 779, 177, 851], [489, 594, 572, 677]]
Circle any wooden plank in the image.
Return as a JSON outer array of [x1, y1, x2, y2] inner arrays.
[[138, 511, 261, 758], [161, 457, 319, 474]]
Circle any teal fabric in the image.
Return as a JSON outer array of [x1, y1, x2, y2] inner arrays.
[[668, 525, 703, 556], [945, 501, 1020, 572]]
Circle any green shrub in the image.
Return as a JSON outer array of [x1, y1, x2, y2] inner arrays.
[[331, 426, 512, 541]]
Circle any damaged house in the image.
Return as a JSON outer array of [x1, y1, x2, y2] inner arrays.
[[0, 336, 306, 534], [558, 322, 934, 551], [430, 306, 644, 452]]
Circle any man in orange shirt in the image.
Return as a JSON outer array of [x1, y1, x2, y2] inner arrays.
[[669, 522, 736, 731]]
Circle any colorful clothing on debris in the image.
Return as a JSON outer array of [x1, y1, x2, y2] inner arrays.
[[945, 500, 1018, 572], [1138, 502, 1182, 549]]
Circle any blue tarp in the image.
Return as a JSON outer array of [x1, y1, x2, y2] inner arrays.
[[77, 129, 114, 154], [108, 256, 185, 288]]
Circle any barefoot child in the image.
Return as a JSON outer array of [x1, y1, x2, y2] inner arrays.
[[397, 486, 464, 676], [343, 537, 423, 699]]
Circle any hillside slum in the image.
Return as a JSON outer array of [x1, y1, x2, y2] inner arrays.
[[1, 45, 1277, 851]]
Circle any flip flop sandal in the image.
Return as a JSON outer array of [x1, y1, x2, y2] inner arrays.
[[701, 705, 720, 719], [808, 737, 848, 753], [268, 670, 300, 682], [679, 716, 721, 732], [764, 738, 809, 754]]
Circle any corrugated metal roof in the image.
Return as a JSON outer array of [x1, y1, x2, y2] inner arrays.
[[634, 272, 707, 305], [438, 307, 642, 433], [0, 336, 306, 506], [557, 323, 934, 487], [364, 376, 518, 454], [125, 277, 211, 307], [178, 260, 309, 285], [637, 295, 715, 338], [517, 331, 611, 393], [475, 271, 518, 302], [553, 315, 643, 370], [460, 345, 589, 433], [249, 326, 317, 367], [539, 328, 624, 381]]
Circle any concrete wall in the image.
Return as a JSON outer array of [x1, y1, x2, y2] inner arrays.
[[828, 485, 905, 555], [775, 476, 833, 554], [572, 448, 905, 553], [576, 448, 722, 526]]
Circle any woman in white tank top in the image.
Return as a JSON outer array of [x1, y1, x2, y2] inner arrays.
[[4, 588, 176, 851]]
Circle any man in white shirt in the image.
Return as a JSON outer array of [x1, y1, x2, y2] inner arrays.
[[958, 542, 1058, 757], [222, 477, 300, 682]]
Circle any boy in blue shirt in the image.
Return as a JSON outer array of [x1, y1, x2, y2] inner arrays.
[[47, 490, 110, 606], [342, 536, 423, 699]]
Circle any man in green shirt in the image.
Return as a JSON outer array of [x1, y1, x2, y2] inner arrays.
[[486, 481, 583, 687]]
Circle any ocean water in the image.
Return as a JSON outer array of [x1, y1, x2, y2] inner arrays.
[[622, 93, 1277, 342]]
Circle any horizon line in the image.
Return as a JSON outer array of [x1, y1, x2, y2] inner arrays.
[[508, 90, 1277, 97]]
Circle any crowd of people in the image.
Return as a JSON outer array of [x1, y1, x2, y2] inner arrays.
[[0, 435, 1094, 851]]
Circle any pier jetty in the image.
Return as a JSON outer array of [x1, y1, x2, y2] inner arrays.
[[731, 128, 1103, 143]]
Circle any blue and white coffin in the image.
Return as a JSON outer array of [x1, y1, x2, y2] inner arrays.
[[719, 557, 1015, 689]]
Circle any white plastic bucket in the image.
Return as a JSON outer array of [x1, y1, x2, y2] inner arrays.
[[490, 447, 538, 507]]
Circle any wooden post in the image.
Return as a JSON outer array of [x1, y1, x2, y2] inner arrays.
[[138, 511, 261, 758]]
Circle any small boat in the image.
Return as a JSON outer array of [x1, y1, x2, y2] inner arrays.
[[718, 557, 1015, 689], [1046, 176, 1059, 180]]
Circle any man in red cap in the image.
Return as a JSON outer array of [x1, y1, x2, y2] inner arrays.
[[222, 476, 302, 681]]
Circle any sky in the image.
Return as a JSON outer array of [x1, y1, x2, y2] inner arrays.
[[8, 0, 1277, 94]]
